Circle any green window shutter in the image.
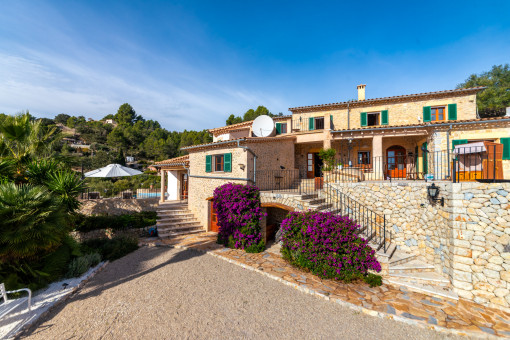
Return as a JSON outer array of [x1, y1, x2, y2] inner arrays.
[[422, 142, 428, 174], [501, 137, 510, 160], [452, 139, 468, 150], [330, 115, 334, 129], [308, 117, 314, 130], [448, 103, 457, 120], [224, 153, 232, 172], [423, 106, 431, 122], [381, 110, 389, 125], [360, 112, 367, 127], [205, 155, 212, 173], [275, 123, 281, 135]]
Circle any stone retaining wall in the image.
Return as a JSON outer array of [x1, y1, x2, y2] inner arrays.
[[79, 198, 158, 216], [70, 228, 141, 242], [451, 182, 510, 310], [330, 181, 452, 277], [327, 181, 510, 312]]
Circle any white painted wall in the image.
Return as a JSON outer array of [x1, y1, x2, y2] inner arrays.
[[167, 170, 179, 200]]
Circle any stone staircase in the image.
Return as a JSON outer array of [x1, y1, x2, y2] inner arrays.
[[156, 202, 204, 238], [383, 249, 458, 300]]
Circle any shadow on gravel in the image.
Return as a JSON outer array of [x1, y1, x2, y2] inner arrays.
[[20, 246, 204, 338]]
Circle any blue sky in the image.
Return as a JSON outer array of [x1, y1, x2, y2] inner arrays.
[[0, 0, 509, 131]]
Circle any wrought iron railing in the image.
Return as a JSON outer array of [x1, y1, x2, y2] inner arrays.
[[323, 182, 390, 252], [291, 118, 324, 133], [255, 169, 320, 195]]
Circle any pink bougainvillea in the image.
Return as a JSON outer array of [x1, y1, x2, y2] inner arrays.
[[213, 183, 266, 252], [280, 211, 382, 285]]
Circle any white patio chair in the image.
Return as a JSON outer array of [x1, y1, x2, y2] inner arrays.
[[0, 283, 31, 319]]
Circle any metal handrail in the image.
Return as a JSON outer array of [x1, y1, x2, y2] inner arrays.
[[323, 182, 389, 252]]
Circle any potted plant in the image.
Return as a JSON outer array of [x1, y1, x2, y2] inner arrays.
[[318, 148, 336, 182]]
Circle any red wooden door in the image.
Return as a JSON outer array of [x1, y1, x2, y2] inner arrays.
[[387, 146, 407, 179], [307, 153, 314, 179], [181, 174, 188, 199], [210, 201, 220, 232]]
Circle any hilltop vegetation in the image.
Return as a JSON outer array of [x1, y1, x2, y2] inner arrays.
[[2, 103, 212, 171]]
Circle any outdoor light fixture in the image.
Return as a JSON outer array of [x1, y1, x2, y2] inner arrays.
[[427, 183, 444, 206]]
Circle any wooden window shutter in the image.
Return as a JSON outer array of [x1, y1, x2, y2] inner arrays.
[[448, 103, 457, 120], [330, 115, 334, 129], [308, 117, 314, 130], [224, 153, 232, 172], [360, 112, 367, 127], [422, 142, 428, 174], [205, 155, 212, 173], [381, 110, 389, 125], [275, 123, 281, 135], [452, 139, 468, 150], [501, 137, 510, 160], [423, 106, 431, 122]]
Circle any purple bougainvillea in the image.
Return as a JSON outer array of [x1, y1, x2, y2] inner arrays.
[[280, 211, 382, 284], [213, 183, 266, 252]]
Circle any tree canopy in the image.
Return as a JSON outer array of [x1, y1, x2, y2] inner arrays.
[[225, 105, 280, 125], [457, 64, 510, 117]]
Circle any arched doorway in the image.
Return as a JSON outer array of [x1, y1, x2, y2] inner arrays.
[[386, 145, 407, 179]]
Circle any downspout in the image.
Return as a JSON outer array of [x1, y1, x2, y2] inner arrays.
[[446, 124, 452, 179], [347, 102, 350, 130], [237, 139, 257, 183]]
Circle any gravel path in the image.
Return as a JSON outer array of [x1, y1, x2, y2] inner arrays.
[[22, 247, 460, 339]]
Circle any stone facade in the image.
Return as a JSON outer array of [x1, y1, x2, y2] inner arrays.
[[298, 93, 478, 131], [79, 198, 158, 216], [187, 139, 297, 229], [327, 181, 510, 312], [450, 182, 510, 310]]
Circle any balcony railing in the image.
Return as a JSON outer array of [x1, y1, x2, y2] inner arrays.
[[81, 188, 165, 199], [291, 117, 324, 133]]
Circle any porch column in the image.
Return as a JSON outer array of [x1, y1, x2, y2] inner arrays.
[[323, 113, 332, 149], [160, 169, 166, 203], [373, 135, 384, 180]]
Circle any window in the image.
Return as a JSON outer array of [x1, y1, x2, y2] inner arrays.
[[358, 151, 371, 165], [280, 123, 287, 134], [214, 154, 224, 172], [276, 123, 287, 135], [314, 117, 324, 130], [367, 112, 380, 126], [431, 107, 445, 122]]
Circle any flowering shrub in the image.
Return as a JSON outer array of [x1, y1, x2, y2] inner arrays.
[[280, 211, 382, 286], [213, 183, 265, 252]]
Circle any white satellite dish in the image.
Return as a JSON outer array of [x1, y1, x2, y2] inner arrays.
[[252, 115, 274, 137]]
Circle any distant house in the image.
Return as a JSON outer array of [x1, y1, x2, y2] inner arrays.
[[105, 119, 117, 126]]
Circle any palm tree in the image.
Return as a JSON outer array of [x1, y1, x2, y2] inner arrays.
[[0, 112, 59, 173], [0, 183, 68, 262]]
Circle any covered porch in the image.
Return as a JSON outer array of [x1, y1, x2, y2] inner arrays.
[[155, 155, 190, 203]]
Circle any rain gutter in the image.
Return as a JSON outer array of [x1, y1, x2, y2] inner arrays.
[[331, 119, 510, 134]]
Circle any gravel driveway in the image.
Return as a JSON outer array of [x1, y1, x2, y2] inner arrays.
[[22, 246, 459, 339]]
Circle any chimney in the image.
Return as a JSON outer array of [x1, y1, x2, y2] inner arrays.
[[357, 84, 366, 101]]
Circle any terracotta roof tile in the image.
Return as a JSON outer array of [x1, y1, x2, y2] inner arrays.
[[289, 87, 487, 112], [155, 155, 189, 166], [181, 135, 295, 151]]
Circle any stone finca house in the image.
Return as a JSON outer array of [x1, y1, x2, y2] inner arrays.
[[155, 85, 510, 312]]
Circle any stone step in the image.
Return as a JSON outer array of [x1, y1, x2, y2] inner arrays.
[[309, 203, 333, 211], [157, 216, 197, 222], [157, 220, 200, 228], [374, 243, 397, 259], [308, 198, 326, 205], [389, 259, 435, 274], [157, 224, 203, 233], [385, 278, 458, 301], [387, 272, 451, 288], [389, 251, 417, 266], [158, 229, 204, 238], [157, 210, 192, 215]]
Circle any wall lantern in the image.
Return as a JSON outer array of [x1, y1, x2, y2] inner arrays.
[[427, 183, 444, 206], [238, 163, 246, 170]]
